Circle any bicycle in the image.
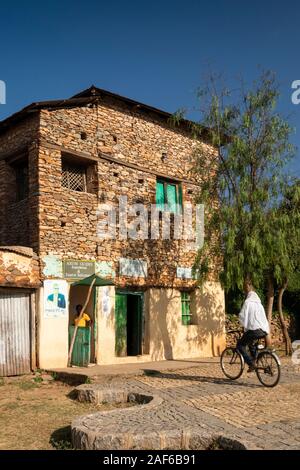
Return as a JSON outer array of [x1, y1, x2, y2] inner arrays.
[[220, 329, 281, 387]]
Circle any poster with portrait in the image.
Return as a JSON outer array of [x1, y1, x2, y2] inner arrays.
[[44, 280, 68, 318]]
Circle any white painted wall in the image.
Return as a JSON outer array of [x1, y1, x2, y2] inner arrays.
[[37, 282, 226, 367], [37, 286, 69, 369]]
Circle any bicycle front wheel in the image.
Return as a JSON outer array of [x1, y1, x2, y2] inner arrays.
[[256, 351, 281, 388], [220, 347, 244, 380]]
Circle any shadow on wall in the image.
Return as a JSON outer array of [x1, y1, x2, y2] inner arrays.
[[99, 283, 225, 361], [96, 236, 225, 361], [150, 289, 174, 361], [199, 287, 226, 356], [131, 235, 225, 360], [97, 284, 225, 361], [149, 285, 225, 361]]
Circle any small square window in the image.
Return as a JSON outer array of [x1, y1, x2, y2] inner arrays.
[[62, 160, 87, 192]]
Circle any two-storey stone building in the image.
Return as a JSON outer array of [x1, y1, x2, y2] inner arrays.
[[0, 86, 225, 375]]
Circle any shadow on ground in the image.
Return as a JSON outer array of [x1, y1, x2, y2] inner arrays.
[[142, 369, 261, 388], [50, 426, 73, 450]]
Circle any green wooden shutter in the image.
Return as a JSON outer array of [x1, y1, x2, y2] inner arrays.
[[178, 184, 183, 211], [167, 183, 177, 213], [181, 292, 191, 325], [115, 293, 127, 356], [156, 181, 165, 211]]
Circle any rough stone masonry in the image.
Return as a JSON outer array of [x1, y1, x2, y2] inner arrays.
[[0, 86, 226, 367], [0, 86, 220, 289]]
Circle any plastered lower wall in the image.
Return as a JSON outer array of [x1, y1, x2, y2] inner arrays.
[[37, 282, 225, 367], [148, 283, 226, 360], [94, 283, 225, 365], [37, 286, 69, 369]]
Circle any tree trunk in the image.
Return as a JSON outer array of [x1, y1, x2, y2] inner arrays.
[[278, 281, 292, 356], [265, 277, 274, 344]]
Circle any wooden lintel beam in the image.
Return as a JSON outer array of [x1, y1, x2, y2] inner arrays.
[[0, 145, 29, 162]]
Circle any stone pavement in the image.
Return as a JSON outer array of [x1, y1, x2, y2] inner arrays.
[[48, 358, 218, 381], [71, 357, 300, 450]]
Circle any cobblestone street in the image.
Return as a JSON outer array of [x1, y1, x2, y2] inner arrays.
[[73, 358, 300, 450]]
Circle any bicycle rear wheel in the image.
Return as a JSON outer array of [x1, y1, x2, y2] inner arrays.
[[255, 351, 281, 387], [220, 347, 244, 380]]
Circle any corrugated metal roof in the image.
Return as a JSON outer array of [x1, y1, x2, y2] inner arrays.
[[0, 246, 34, 258]]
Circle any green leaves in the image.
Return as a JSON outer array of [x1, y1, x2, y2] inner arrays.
[[189, 70, 297, 293]]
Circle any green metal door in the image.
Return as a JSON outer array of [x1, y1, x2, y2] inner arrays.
[[68, 326, 91, 367], [115, 293, 127, 357]]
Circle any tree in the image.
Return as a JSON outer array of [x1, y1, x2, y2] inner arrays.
[[271, 180, 300, 354], [175, 71, 296, 345]]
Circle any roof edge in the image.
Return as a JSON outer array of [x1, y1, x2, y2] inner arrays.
[[0, 85, 211, 141]]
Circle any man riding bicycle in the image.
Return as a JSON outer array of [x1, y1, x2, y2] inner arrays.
[[237, 279, 270, 372]]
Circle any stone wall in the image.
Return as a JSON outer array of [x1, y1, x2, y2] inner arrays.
[[38, 97, 212, 182], [0, 114, 39, 155], [0, 246, 40, 288], [0, 95, 226, 367], [0, 96, 220, 288], [225, 314, 297, 350], [0, 115, 40, 249], [36, 100, 218, 288]]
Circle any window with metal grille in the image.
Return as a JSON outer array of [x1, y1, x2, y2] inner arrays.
[[62, 161, 87, 192], [181, 291, 192, 325]]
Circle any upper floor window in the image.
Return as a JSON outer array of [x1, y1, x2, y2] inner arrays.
[[61, 153, 98, 194], [14, 158, 29, 202], [156, 179, 182, 213], [62, 158, 87, 192]]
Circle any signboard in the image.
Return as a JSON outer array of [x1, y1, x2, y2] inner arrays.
[[95, 261, 115, 278], [63, 260, 95, 279], [176, 267, 193, 279], [44, 280, 68, 318], [42, 255, 63, 278], [119, 258, 147, 278]]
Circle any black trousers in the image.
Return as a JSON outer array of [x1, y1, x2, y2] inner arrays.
[[237, 329, 267, 366]]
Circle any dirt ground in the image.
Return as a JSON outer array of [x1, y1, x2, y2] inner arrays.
[[0, 374, 131, 450]]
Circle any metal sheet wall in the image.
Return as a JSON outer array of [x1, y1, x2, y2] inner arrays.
[[0, 291, 31, 376]]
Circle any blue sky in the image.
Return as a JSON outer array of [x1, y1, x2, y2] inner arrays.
[[0, 0, 299, 175]]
